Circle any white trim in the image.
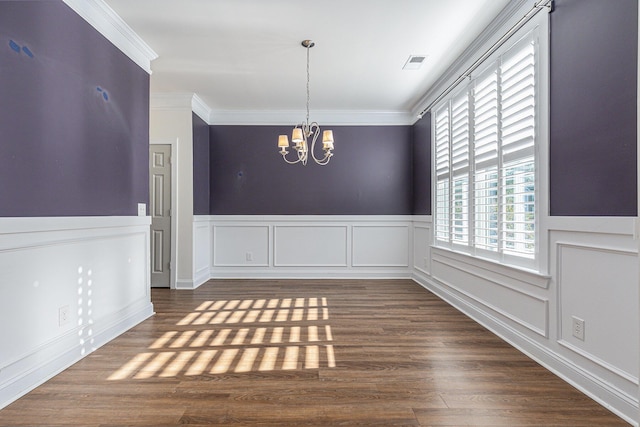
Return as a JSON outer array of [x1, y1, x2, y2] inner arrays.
[[430, 260, 549, 337], [192, 94, 213, 124], [199, 216, 414, 281], [0, 215, 150, 234], [558, 339, 639, 386], [273, 225, 349, 268], [432, 247, 550, 289], [204, 270, 410, 280], [0, 216, 153, 409], [413, 223, 432, 276], [150, 93, 214, 124], [150, 93, 194, 110], [351, 224, 411, 267], [61, 0, 157, 74], [412, 275, 639, 426], [0, 300, 152, 410], [208, 110, 414, 126], [555, 241, 639, 385], [547, 216, 635, 236], [213, 224, 271, 268], [411, 0, 534, 118], [175, 279, 196, 290], [431, 9, 549, 274], [207, 215, 414, 223], [637, 0, 640, 420]]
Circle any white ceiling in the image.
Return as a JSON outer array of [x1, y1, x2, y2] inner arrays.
[[103, 0, 511, 121]]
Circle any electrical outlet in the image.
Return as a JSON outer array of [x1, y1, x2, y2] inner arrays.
[[59, 305, 70, 326], [572, 316, 585, 341], [423, 257, 428, 268], [246, 252, 253, 262]]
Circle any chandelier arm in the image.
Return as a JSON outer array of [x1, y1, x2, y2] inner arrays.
[[280, 150, 303, 165], [315, 154, 333, 166], [308, 122, 327, 164], [299, 143, 308, 165]]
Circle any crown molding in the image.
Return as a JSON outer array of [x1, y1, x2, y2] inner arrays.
[[150, 94, 414, 126], [62, 0, 158, 74], [410, 0, 534, 117], [150, 93, 194, 110], [191, 94, 213, 124], [208, 110, 415, 126], [150, 93, 214, 124]]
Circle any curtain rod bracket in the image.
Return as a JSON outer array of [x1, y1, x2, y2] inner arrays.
[[535, 0, 553, 13]]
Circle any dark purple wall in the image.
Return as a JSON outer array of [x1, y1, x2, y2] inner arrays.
[[193, 113, 210, 215], [412, 113, 431, 215], [0, 1, 149, 217], [209, 125, 412, 215], [550, 0, 637, 216]]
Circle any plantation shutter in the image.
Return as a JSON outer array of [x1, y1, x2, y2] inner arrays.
[[432, 27, 538, 262], [434, 103, 450, 242], [499, 34, 536, 257], [450, 91, 470, 244], [473, 67, 499, 251]]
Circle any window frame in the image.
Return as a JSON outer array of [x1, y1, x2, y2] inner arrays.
[[431, 12, 549, 273]]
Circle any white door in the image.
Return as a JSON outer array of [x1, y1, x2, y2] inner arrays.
[[150, 144, 171, 288]]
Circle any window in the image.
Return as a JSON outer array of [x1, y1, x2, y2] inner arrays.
[[434, 29, 539, 266]]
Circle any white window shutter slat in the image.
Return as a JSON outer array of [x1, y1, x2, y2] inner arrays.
[[433, 28, 537, 261]]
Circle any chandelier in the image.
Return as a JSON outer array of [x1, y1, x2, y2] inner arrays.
[[278, 40, 334, 165]]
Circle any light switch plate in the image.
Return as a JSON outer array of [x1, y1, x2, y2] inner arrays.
[[137, 203, 146, 216]]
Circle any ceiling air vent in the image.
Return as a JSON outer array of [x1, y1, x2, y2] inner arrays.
[[403, 55, 427, 70]]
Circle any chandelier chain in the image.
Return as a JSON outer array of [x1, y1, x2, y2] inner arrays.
[[306, 43, 310, 126]]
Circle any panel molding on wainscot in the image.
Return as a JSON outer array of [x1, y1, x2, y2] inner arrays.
[[193, 220, 211, 288], [0, 216, 154, 410], [414, 216, 639, 424], [412, 223, 431, 276], [352, 225, 409, 267], [556, 241, 639, 385], [198, 216, 414, 279], [431, 248, 550, 337], [214, 225, 270, 267], [274, 225, 348, 267]]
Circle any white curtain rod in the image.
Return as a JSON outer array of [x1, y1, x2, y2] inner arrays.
[[417, 0, 553, 119]]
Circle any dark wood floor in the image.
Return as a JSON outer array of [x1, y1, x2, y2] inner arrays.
[[0, 279, 630, 426]]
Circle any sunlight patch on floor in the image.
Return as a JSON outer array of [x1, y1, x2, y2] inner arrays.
[[108, 297, 335, 380]]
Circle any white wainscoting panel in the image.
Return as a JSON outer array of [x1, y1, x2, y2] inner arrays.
[[274, 225, 348, 267], [431, 249, 549, 337], [200, 216, 414, 279], [0, 216, 153, 410], [413, 216, 639, 424], [352, 225, 409, 267], [557, 243, 638, 382], [412, 219, 431, 276], [193, 219, 211, 288], [194, 215, 639, 423], [214, 225, 270, 267]]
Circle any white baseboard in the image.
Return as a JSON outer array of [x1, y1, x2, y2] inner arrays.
[[209, 269, 411, 280], [412, 272, 639, 426], [0, 299, 153, 409], [175, 279, 196, 290], [0, 216, 153, 410]]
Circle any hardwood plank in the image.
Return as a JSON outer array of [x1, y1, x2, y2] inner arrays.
[[0, 279, 629, 426]]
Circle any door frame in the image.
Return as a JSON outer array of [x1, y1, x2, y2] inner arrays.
[[150, 138, 178, 289]]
